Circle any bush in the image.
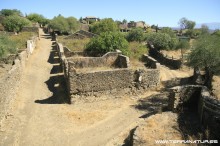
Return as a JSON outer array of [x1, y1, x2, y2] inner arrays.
[[9, 32, 37, 49], [49, 15, 79, 34], [57, 36, 90, 51], [3, 15, 31, 32], [145, 32, 174, 50], [0, 34, 17, 58], [27, 13, 49, 26], [89, 18, 119, 35], [176, 40, 190, 50], [86, 31, 128, 56], [127, 41, 148, 60], [187, 35, 220, 74], [126, 28, 145, 42]]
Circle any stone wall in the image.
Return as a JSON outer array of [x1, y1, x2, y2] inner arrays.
[[67, 67, 160, 98], [66, 52, 124, 69], [142, 54, 160, 69], [117, 54, 130, 68], [149, 47, 182, 69], [199, 87, 220, 140], [0, 37, 38, 125], [64, 30, 97, 39], [27, 36, 39, 55], [168, 85, 220, 140], [68, 68, 133, 95], [56, 42, 160, 101], [0, 51, 27, 124]]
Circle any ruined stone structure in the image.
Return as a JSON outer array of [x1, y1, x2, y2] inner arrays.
[[56, 43, 160, 102], [64, 30, 97, 39], [168, 85, 220, 140], [149, 47, 182, 69], [0, 36, 38, 124]]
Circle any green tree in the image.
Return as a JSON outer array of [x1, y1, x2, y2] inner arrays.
[[176, 40, 190, 59], [90, 18, 119, 34], [3, 15, 31, 32], [126, 28, 144, 42], [212, 29, 220, 37], [187, 35, 220, 89], [27, 13, 48, 26], [86, 31, 128, 56], [0, 9, 22, 17], [66, 17, 80, 33], [160, 27, 178, 48], [49, 15, 79, 34], [0, 34, 17, 58], [145, 33, 174, 50], [179, 17, 196, 29], [160, 27, 176, 38], [122, 19, 127, 24], [200, 25, 209, 35], [49, 15, 69, 33]]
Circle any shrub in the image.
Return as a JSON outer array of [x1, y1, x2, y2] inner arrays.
[[126, 28, 145, 42], [89, 18, 119, 35], [49, 15, 79, 34], [9, 32, 37, 49], [57, 36, 90, 51], [27, 13, 49, 26], [3, 15, 31, 32], [86, 31, 128, 56], [145, 32, 173, 50], [127, 41, 148, 60], [0, 34, 17, 58]]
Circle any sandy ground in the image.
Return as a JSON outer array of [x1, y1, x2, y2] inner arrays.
[[134, 112, 186, 146], [160, 65, 193, 82]]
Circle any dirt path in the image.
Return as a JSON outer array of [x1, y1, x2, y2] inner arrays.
[[0, 30, 144, 146], [160, 65, 193, 81]]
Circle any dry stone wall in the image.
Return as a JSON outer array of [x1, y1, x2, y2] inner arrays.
[[0, 36, 38, 125], [168, 85, 220, 140], [66, 52, 121, 69], [149, 47, 182, 69], [56, 43, 160, 101]]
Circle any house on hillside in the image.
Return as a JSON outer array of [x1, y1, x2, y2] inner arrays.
[[83, 16, 100, 24], [120, 21, 149, 32]]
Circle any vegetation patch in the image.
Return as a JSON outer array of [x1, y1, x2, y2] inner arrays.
[[57, 36, 90, 52], [9, 32, 37, 49], [127, 41, 148, 60], [0, 34, 17, 58]]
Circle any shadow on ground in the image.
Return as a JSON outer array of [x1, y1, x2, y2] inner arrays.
[[35, 41, 70, 104], [41, 34, 51, 39], [133, 93, 169, 119]]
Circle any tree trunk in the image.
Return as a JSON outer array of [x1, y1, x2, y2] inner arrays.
[[204, 67, 213, 90]]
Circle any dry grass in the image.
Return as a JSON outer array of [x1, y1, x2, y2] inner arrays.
[[9, 32, 37, 49], [127, 41, 148, 60], [57, 36, 90, 52], [212, 75, 220, 99], [160, 49, 191, 60], [135, 112, 187, 146], [75, 66, 115, 73]]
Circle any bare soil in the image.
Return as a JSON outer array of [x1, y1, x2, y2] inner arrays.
[[134, 112, 186, 146]]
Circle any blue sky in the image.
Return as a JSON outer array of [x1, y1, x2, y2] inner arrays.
[[0, 0, 220, 27]]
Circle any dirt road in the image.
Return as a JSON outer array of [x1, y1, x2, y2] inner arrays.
[[0, 30, 144, 146]]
